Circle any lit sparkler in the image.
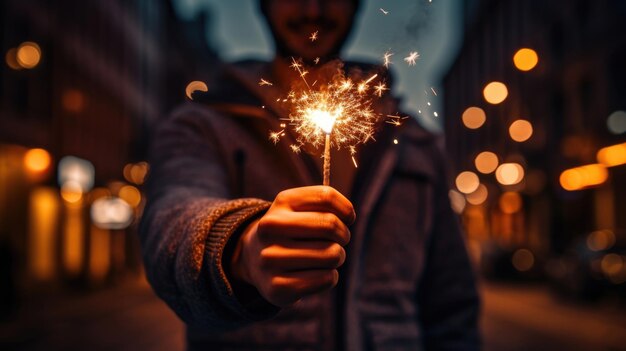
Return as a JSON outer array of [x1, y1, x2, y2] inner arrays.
[[404, 51, 420, 66], [268, 58, 399, 185]]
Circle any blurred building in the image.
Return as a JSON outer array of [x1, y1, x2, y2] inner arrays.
[[0, 0, 218, 311], [444, 0, 626, 283]]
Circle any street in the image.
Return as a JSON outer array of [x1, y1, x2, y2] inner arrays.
[[2, 277, 625, 350]]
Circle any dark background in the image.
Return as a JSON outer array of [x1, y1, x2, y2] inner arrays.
[[1, 0, 625, 350]]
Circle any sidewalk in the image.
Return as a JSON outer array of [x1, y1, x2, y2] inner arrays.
[[0, 277, 184, 351], [482, 282, 626, 351]]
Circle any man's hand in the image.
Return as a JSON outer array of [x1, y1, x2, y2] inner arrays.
[[230, 186, 356, 307]]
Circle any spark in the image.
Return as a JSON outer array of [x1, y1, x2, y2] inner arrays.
[[352, 156, 358, 168], [393, 139, 399, 145], [269, 130, 284, 144], [259, 78, 273, 86], [383, 51, 394, 68], [314, 57, 320, 64], [380, 8, 389, 15], [364, 74, 378, 84], [290, 59, 303, 71], [385, 114, 408, 126], [273, 64, 385, 154], [404, 51, 420, 66], [430, 87, 438, 96], [309, 31, 318, 42], [374, 82, 388, 97], [290, 144, 302, 154]]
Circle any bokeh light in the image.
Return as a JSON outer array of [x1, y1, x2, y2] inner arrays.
[[23, 148, 51, 173], [597, 142, 626, 167], [607, 110, 626, 134], [123, 162, 149, 185], [587, 230, 616, 252], [475, 151, 499, 174], [61, 181, 83, 204], [509, 119, 533, 142], [16, 41, 41, 69], [462, 107, 486, 129], [559, 164, 608, 191], [448, 189, 466, 214], [466, 183, 488, 205], [513, 48, 539, 71], [91, 197, 134, 230], [5, 48, 21, 70], [483, 81, 508, 104], [512, 248, 534, 271], [601, 254, 626, 284], [499, 191, 523, 214], [118, 185, 142, 208], [456, 171, 480, 194], [185, 80, 208, 99], [495, 163, 524, 185]]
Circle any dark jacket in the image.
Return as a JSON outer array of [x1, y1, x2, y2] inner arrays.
[[139, 60, 480, 351]]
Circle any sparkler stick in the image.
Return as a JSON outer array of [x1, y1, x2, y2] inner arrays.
[[323, 133, 331, 186]]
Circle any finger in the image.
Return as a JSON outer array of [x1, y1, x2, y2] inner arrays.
[[259, 242, 346, 272], [257, 211, 351, 246], [270, 269, 338, 304], [275, 186, 356, 224]]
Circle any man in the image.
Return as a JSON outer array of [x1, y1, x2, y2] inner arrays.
[[139, 0, 480, 350]]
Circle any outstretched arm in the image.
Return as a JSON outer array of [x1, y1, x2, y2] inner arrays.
[[139, 104, 277, 330]]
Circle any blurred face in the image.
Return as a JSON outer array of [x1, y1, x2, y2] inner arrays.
[[264, 0, 357, 62]]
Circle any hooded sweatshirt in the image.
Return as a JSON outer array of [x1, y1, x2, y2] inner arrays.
[[139, 59, 480, 351]]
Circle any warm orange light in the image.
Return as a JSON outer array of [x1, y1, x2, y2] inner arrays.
[[483, 81, 508, 104], [61, 181, 83, 204], [601, 254, 626, 284], [16, 41, 41, 69], [5, 48, 21, 70], [587, 230, 615, 252], [62, 89, 85, 112], [462, 107, 486, 129], [513, 48, 539, 71], [123, 162, 149, 185], [509, 119, 533, 142], [512, 248, 534, 271], [89, 225, 111, 283], [499, 191, 522, 214], [475, 151, 499, 174], [448, 190, 466, 214], [456, 171, 480, 194], [466, 183, 488, 205], [495, 163, 524, 185], [559, 164, 608, 191], [24, 148, 51, 173], [185, 81, 208, 99], [597, 142, 626, 167], [119, 185, 142, 208], [28, 187, 59, 281]]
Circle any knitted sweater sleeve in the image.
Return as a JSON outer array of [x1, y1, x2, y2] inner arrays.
[[139, 104, 279, 330]]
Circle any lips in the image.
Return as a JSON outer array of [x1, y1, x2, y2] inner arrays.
[[286, 18, 337, 34]]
